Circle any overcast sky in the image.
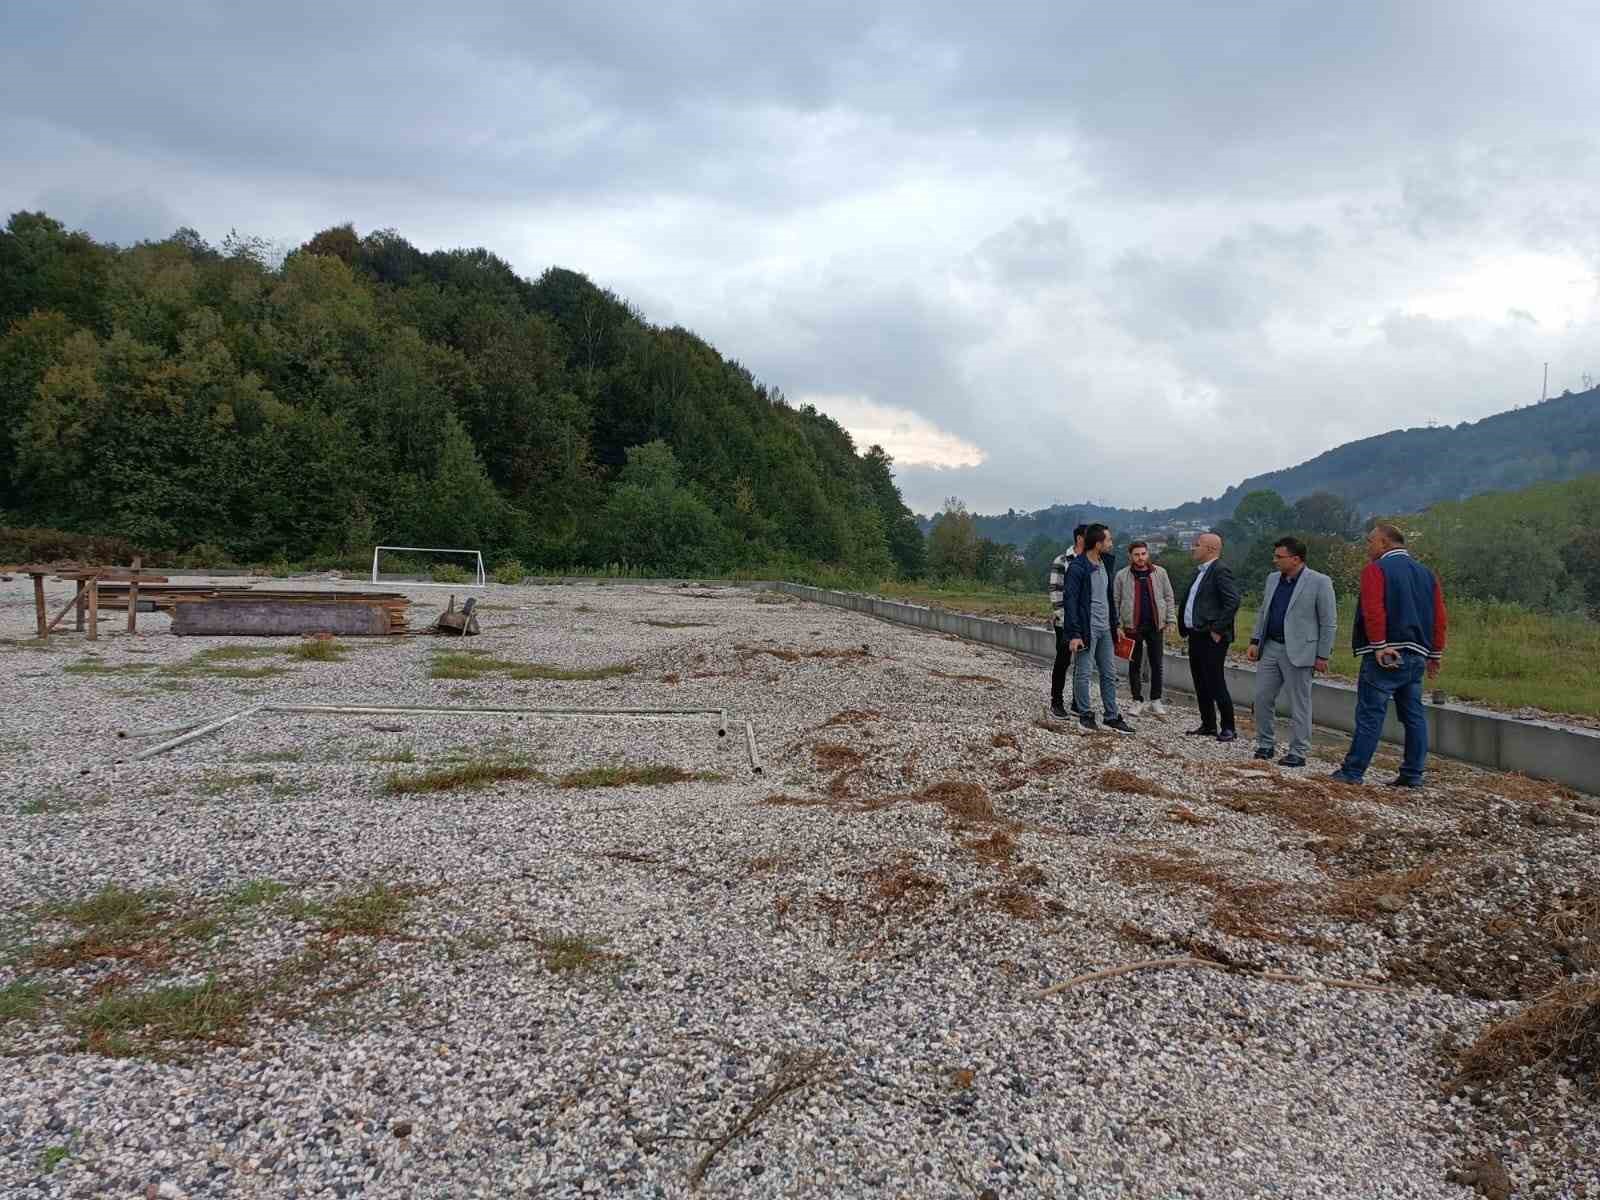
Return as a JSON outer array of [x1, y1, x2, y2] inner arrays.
[[4, 1, 1599, 514]]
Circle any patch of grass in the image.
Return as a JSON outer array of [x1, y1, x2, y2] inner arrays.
[[69, 976, 251, 1054], [226, 880, 288, 908], [51, 885, 164, 932], [240, 750, 302, 764], [534, 931, 617, 973], [19, 796, 51, 815], [288, 637, 345, 662], [63, 661, 155, 676], [371, 747, 416, 764], [383, 760, 546, 795], [317, 883, 413, 937], [40, 1146, 68, 1173], [198, 771, 276, 798], [555, 764, 714, 789], [192, 646, 281, 663], [0, 979, 46, 1022]]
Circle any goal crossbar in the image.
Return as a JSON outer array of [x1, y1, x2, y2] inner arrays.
[[371, 545, 487, 588]]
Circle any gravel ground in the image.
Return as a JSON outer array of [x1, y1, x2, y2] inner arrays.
[[0, 575, 1595, 1199]]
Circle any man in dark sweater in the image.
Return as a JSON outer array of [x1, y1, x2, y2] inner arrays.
[[1331, 523, 1449, 787]]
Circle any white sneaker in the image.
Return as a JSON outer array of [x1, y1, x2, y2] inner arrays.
[[1150, 699, 1167, 717], [1126, 701, 1143, 717]]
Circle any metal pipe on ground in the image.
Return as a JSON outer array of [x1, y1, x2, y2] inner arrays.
[[263, 704, 726, 718], [118, 718, 207, 740], [131, 705, 266, 761], [745, 720, 763, 775]]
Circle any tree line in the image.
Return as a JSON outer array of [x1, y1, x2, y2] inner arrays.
[[924, 478, 1600, 620], [0, 212, 926, 578]]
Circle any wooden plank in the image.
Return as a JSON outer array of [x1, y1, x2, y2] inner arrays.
[[127, 557, 141, 634], [87, 576, 98, 642], [33, 575, 47, 638], [44, 572, 98, 634], [75, 579, 86, 632]]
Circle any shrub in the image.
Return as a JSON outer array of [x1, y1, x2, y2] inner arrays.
[[492, 559, 525, 585], [431, 563, 470, 583], [0, 526, 158, 567]]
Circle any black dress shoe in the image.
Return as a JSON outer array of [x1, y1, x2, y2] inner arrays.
[[1278, 754, 1307, 768], [1252, 748, 1273, 760], [1385, 776, 1423, 789], [1049, 701, 1070, 720], [1216, 730, 1238, 743], [1185, 726, 1219, 737]]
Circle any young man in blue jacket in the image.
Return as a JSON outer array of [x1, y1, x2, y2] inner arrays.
[[1064, 524, 1136, 735]]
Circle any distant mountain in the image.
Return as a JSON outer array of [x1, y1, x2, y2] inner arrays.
[[944, 386, 1600, 546]]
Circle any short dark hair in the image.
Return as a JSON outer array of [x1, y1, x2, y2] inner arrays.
[[1372, 522, 1406, 545], [1083, 523, 1110, 551], [1273, 536, 1307, 561], [1129, 539, 1149, 552], [1072, 524, 1088, 542]]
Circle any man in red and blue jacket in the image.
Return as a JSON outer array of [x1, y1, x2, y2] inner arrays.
[[1331, 522, 1448, 787]]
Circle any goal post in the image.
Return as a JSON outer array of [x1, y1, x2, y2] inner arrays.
[[371, 545, 487, 588]]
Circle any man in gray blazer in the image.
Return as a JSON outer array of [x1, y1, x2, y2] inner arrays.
[[1247, 536, 1337, 767]]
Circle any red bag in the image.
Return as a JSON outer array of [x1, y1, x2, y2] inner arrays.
[[1114, 633, 1134, 660]]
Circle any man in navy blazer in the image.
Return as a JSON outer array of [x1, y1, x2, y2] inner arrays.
[[1247, 536, 1337, 767]]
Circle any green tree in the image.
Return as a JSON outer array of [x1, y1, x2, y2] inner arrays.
[[927, 498, 979, 579]]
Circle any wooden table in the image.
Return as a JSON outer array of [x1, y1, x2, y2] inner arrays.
[[16, 560, 169, 642]]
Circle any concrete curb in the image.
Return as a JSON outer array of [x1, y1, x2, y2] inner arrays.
[[776, 583, 1600, 794]]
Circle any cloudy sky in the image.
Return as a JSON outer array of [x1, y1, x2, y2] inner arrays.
[[4, 1, 1599, 514]]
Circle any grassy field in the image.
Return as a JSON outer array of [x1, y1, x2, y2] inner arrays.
[[869, 581, 1600, 719]]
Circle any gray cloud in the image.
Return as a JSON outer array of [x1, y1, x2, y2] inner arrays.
[[4, 0, 1600, 514]]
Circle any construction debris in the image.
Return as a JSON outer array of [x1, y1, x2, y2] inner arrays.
[[432, 594, 480, 637]]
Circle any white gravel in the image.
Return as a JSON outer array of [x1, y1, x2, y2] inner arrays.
[[0, 574, 1594, 1199]]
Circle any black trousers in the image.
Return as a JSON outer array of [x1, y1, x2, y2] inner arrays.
[[1129, 626, 1164, 700], [1050, 626, 1073, 705], [1187, 632, 1235, 732]]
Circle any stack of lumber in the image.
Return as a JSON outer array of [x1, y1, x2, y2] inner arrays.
[[93, 582, 218, 611], [169, 590, 410, 637]]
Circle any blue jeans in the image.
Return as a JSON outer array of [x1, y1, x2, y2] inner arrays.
[[1339, 652, 1429, 782], [1072, 628, 1121, 720]]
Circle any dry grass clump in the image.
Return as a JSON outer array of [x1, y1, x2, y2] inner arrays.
[[1166, 804, 1214, 826], [1453, 980, 1600, 1086], [1484, 772, 1578, 806], [908, 779, 995, 822], [1540, 892, 1600, 970], [1322, 862, 1450, 918], [813, 743, 866, 770], [737, 643, 870, 665], [990, 732, 1019, 750], [929, 669, 1002, 685], [823, 709, 880, 727], [982, 886, 1044, 921], [1099, 768, 1178, 799], [963, 830, 1017, 865], [1213, 779, 1374, 838], [866, 858, 945, 908]]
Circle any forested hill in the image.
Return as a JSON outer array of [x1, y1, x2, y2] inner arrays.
[[959, 385, 1600, 544], [0, 212, 925, 576]]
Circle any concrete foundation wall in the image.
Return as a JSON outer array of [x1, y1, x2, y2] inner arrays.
[[776, 583, 1600, 794]]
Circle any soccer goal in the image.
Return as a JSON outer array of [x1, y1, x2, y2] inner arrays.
[[371, 545, 487, 588]]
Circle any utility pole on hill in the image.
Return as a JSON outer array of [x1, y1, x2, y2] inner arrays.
[[1542, 362, 1548, 403]]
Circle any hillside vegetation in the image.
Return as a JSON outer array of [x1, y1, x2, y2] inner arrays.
[[0, 212, 924, 577], [961, 386, 1600, 544]]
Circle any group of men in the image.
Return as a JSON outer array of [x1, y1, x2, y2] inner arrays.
[[1046, 521, 1449, 787]]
